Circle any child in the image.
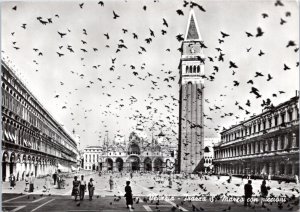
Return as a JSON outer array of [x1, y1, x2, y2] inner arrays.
[[88, 178, 95, 200]]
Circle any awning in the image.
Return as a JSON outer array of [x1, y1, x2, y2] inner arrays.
[[58, 163, 70, 173], [8, 131, 14, 142], [12, 134, 16, 143], [4, 130, 10, 141], [23, 139, 28, 147], [71, 166, 79, 172]]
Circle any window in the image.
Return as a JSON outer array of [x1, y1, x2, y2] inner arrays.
[[280, 135, 285, 149], [288, 111, 293, 121], [274, 137, 278, 150], [281, 113, 285, 123], [274, 116, 278, 126], [258, 123, 261, 131], [263, 121, 266, 130], [193, 66, 196, 73], [185, 66, 188, 73]]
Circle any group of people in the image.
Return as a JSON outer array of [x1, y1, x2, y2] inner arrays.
[[71, 175, 134, 209], [244, 179, 270, 207], [24, 173, 35, 192], [71, 175, 95, 201]]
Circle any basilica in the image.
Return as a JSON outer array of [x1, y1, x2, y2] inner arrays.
[[83, 131, 177, 173]]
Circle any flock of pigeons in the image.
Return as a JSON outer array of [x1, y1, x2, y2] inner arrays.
[[4, 0, 298, 147]]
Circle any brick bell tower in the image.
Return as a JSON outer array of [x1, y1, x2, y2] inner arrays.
[[178, 10, 205, 173]]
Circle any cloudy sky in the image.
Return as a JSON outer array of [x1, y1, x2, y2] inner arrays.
[[2, 0, 299, 149]]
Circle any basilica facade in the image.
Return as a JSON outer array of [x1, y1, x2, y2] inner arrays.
[[83, 131, 176, 173]]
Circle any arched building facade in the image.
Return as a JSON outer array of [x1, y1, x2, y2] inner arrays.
[[1, 60, 78, 181], [83, 131, 176, 173]]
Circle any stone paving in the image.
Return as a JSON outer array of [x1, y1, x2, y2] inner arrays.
[[2, 172, 300, 212]]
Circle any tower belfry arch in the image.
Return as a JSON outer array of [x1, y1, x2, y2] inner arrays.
[[178, 10, 205, 173]]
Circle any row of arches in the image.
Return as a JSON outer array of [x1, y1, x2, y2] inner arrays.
[[2, 151, 59, 181], [105, 156, 165, 172]]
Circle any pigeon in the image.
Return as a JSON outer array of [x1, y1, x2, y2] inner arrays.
[[256, 27, 264, 37], [113, 11, 120, 19]]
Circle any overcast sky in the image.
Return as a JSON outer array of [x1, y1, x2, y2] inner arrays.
[[2, 0, 299, 150]]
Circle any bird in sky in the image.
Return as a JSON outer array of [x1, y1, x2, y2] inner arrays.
[[113, 11, 120, 19]]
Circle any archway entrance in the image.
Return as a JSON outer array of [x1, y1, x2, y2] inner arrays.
[[127, 156, 140, 171], [107, 158, 113, 171], [116, 158, 124, 172], [153, 158, 163, 172], [92, 164, 96, 171], [144, 157, 152, 171], [279, 164, 285, 175], [10, 153, 16, 175], [2, 152, 9, 181]]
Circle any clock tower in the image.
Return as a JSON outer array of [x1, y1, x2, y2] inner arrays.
[[178, 10, 205, 173]]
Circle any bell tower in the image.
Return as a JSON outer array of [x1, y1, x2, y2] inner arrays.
[[178, 10, 204, 173]]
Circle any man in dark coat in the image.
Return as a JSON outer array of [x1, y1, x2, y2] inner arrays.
[[53, 172, 57, 185], [125, 181, 134, 210], [244, 180, 253, 206]]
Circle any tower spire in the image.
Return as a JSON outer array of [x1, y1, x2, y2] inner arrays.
[[184, 10, 201, 41]]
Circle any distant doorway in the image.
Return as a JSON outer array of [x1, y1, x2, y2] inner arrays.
[[127, 156, 140, 171]]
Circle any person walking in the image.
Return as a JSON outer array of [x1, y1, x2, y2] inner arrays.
[[260, 180, 268, 206], [168, 177, 172, 188], [109, 176, 114, 191], [79, 175, 86, 200], [88, 178, 95, 200], [9, 173, 16, 189], [24, 174, 29, 192], [125, 181, 134, 210], [244, 180, 253, 207], [71, 176, 80, 201], [53, 171, 57, 185], [29, 173, 35, 192]]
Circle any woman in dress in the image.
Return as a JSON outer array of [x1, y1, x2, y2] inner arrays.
[[88, 178, 95, 200], [260, 180, 268, 206], [72, 176, 80, 201], [125, 181, 134, 209]]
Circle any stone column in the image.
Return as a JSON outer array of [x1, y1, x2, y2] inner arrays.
[[292, 106, 297, 121], [278, 136, 282, 150], [284, 134, 288, 149], [271, 138, 275, 151], [285, 109, 289, 123], [268, 162, 273, 175], [265, 140, 269, 152], [260, 141, 264, 153]]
